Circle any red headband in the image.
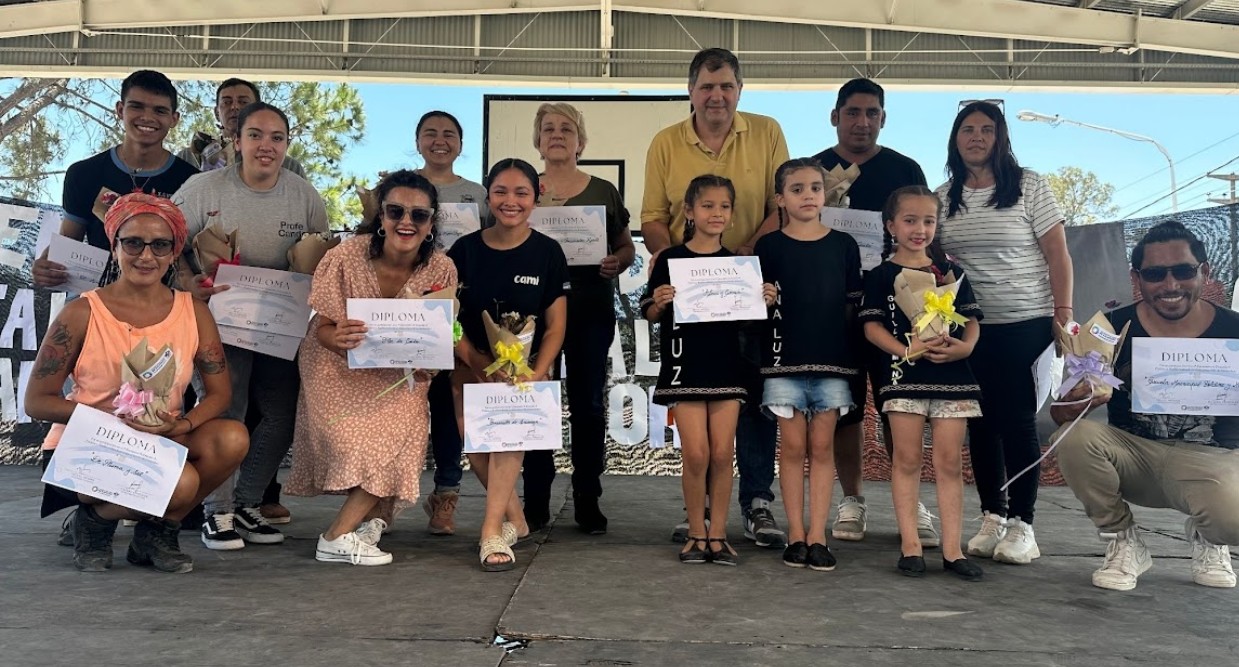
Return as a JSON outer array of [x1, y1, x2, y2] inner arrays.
[[103, 192, 189, 257]]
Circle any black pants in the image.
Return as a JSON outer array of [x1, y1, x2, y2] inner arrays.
[[967, 316, 1053, 523], [524, 297, 615, 503]]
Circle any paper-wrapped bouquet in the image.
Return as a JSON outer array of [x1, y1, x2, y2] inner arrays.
[[192, 224, 239, 288], [481, 311, 536, 380], [892, 267, 969, 342], [1055, 311, 1129, 400], [113, 337, 178, 428], [823, 163, 861, 208], [287, 231, 340, 275]]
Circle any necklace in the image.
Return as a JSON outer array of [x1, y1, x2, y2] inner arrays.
[[128, 169, 154, 194]]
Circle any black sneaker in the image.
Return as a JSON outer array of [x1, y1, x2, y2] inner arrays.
[[807, 543, 837, 572], [72, 505, 118, 572], [573, 492, 608, 535], [943, 557, 984, 582], [782, 541, 809, 568], [233, 505, 285, 544], [743, 499, 786, 548], [898, 554, 927, 577], [128, 518, 194, 573], [201, 512, 245, 550], [58, 508, 76, 547]]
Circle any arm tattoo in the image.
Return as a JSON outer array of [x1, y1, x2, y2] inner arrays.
[[34, 322, 75, 379], [195, 340, 227, 375]]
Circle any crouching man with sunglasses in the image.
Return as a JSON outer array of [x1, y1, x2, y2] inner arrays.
[[1052, 221, 1239, 592]]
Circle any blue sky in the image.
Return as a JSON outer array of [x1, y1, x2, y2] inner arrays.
[[346, 81, 1239, 221]]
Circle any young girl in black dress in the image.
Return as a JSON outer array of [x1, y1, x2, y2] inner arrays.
[[642, 175, 775, 566], [859, 185, 985, 581]]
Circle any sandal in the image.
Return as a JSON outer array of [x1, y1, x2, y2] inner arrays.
[[479, 535, 515, 572], [707, 538, 738, 567], [679, 536, 709, 564]]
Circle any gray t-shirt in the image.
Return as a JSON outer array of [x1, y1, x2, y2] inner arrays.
[[435, 176, 489, 223], [174, 165, 329, 271]]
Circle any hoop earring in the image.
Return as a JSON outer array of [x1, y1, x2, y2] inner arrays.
[[423, 232, 435, 244], [376, 227, 386, 237]]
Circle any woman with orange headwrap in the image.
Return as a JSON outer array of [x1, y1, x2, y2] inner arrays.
[[26, 192, 249, 574]]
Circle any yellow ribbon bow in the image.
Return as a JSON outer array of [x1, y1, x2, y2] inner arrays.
[[914, 290, 968, 333], [484, 340, 535, 379]]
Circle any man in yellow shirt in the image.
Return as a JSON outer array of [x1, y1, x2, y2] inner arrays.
[[641, 47, 790, 548]]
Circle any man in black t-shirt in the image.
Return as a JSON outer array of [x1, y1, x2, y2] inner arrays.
[[1053, 222, 1238, 592], [810, 78, 929, 545], [32, 70, 198, 287]]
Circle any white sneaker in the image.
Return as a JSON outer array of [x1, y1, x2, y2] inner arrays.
[[355, 518, 389, 547], [967, 512, 1007, 558], [993, 518, 1041, 564], [1092, 526, 1152, 591], [916, 502, 941, 548], [315, 531, 393, 566], [1188, 519, 1236, 588], [832, 495, 867, 541]]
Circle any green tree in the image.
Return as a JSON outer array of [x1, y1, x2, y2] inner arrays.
[[1046, 165, 1119, 226], [0, 77, 367, 228]]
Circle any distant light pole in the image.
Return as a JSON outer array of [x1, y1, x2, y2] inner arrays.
[[1016, 110, 1178, 213]]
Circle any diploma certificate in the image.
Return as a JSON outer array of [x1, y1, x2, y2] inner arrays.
[[210, 265, 313, 339], [437, 203, 482, 251], [1131, 338, 1239, 416], [822, 207, 884, 272], [528, 206, 607, 266], [47, 234, 109, 295], [41, 405, 189, 517], [668, 256, 766, 324], [462, 381, 563, 453], [346, 298, 455, 370]]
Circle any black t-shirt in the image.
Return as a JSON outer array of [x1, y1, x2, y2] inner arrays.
[[858, 259, 983, 404], [1107, 303, 1239, 450], [62, 148, 200, 251], [561, 176, 631, 306], [447, 230, 569, 361], [756, 229, 863, 379], [812, 146, 927, 212]]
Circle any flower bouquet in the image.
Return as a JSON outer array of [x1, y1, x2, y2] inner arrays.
[[113, 337, 178, 428], [893, 267, 969, 343], [1055, 311, 1129, 400], [192, 222, 240, 288], [398, 282, 463, 346], [286, 231, 340, 275], [481, 310, 536, 381]]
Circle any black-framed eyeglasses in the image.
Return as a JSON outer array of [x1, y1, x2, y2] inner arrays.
[[383, 204, 435, 225], [1137, 263, 1201, 283], [117, 237, 176, 257], [959, 98, 1005, 114]]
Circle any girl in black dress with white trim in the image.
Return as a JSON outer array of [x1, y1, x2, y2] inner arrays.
[[642, 175, 775, 566], [859, 186, 985, 581]]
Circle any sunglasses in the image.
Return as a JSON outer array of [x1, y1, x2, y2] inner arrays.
[[117, 237, 176, 257], [958, 98, 1005, 114], [1137, 263, 1201, 283], [383, 204, 435, 225]]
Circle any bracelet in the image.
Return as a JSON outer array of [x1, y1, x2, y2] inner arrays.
[[1054, 306, 1073, 311], [180, 415, 194, 431]]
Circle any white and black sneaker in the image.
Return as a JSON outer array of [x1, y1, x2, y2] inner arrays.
[[201, 512, 245, 551], [743, 498, 786, 548], [234, 505, 285, 544]]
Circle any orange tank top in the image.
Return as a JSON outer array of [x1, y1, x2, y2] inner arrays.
[[42, 290, 199, 449]]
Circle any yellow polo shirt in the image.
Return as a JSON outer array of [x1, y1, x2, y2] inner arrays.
[[641, 111, 790, 251]]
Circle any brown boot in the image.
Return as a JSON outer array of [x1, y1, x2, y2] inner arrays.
[[423, 490, 459, 536]]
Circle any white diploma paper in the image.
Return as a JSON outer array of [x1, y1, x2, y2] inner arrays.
[[217, 324, 303, 361], [668, 256, 766, 324], [1032, 342, 1065, 411], [41, 405, 189, 516], [528, 205, 607, 266], [437, 203, 482, 251], [47, 234, 110, 294], [821, 207, 884, 272], [210, 264, 313, 339], [1131, 338, 1239, 416], [346, 298, 455, 370], [463, 381, 563, 453]]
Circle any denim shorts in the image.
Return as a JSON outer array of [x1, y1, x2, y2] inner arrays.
[[762, 376, 853, 419]]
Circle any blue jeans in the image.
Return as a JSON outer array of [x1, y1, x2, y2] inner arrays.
[[428, 371, 463, 492], [736, 330, 776, 512], [200, 345, 299, 514]]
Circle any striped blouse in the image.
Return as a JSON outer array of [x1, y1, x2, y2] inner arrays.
[[935, 169, 1063, 324]]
